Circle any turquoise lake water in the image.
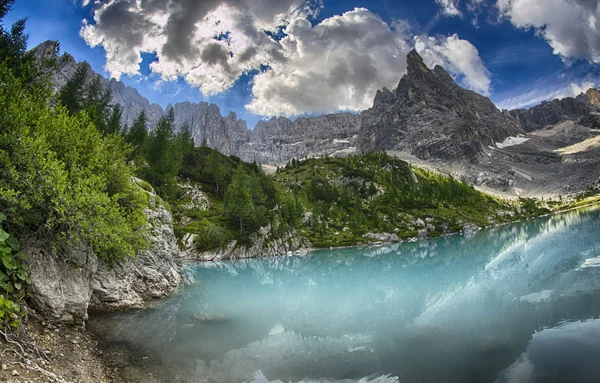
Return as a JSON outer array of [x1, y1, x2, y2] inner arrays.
[[92, 205, 600, 383]]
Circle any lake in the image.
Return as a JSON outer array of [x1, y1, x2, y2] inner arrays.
[[91, 204, 600, 383]]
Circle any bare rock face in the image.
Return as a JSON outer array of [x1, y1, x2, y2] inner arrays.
[[509, 88, 600, 131], [26, 180, 183, 322], [238, 113, 361, 165], [358, 50, 521, 163], [27, 241, 98, 324], [183, 224, 310, 262], [171, 102, 250, 156]]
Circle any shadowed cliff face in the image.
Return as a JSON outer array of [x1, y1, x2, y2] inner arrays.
[[357, 50, 522, 163]]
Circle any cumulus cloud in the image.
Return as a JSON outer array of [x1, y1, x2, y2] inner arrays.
[[496, 0, 600, 63], [436, 0, 463, 17], [81, 1, 491, 116], [415, 34, 491, 95]]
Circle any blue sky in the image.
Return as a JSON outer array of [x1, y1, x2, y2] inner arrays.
[[6, 0, 600, 128]]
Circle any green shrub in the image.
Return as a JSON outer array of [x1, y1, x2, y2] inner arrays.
[[0, 213, 29, 328]]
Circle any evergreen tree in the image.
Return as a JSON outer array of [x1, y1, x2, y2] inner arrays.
[[143, 108, 182, 194], [176, 121, 195, 158], [83, 75, 112, 133], [126, 110, 148, 160], [58, 64, 88, 115], [224, 166, 252, 232], [105, 104, 123, 135]]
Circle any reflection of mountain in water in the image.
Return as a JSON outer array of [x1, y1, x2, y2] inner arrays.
[[89, 205, 600, 383]]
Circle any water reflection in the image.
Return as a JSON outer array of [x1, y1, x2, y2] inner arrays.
[[90, 205, 600, 383]]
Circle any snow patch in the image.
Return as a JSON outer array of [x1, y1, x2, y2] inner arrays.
[[496, 135, 530, 149]]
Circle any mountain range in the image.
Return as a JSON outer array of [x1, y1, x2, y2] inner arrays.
[[33, 41, 600, 197]]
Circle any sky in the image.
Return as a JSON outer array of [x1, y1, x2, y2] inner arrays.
[[5, 0, 600, 128]]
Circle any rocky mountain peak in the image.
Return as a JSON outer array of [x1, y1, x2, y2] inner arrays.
[[405, 49, 427, 74], [585, 88, 600, 108], [359, 49, 521, 162]]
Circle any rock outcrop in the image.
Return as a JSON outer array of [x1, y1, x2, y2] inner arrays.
[[182, 224, 310, 262], [26, 180, 183, 324], [90, 188, 182, 311], [357, 50, 521, 163], [171, 102, 250, 156], [27, 241, 98, 324]]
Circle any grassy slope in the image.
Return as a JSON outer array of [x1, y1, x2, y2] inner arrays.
[[171, 149, 595, 252], [274, 153, 549, 248]]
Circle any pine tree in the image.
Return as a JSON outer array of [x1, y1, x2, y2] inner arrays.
[[59, 64, 88, 115], [105, 104, 123, 135], [83, 75, 112, 133], [126, 110, 148, 160], [224, 166, 252, 232], [176, 121, 195, 158], [143, 108, 181, 194]]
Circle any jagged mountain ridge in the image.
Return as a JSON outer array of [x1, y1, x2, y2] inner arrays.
[[34, 41, 600, 193], [509, 88, 600, 131], [33, 40, 360, 165], [357, 50, 521, 163]]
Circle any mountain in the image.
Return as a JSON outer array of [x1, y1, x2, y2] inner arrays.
[[32, 41, 359, 166], [171, 102, 250, 157], [509, 88, 600, 131], [237, 113, 361, 165], [357, 49, 521, 163], [33, 40, 164, 128], [33, 41, 600, 196]]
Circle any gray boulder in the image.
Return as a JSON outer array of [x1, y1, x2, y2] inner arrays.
[[27, 241, 98, 324]]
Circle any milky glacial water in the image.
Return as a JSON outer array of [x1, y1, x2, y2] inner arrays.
[[91, 205, 600, 383]]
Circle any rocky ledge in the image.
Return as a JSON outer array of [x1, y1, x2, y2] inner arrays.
[[26, 179, 183, 324], [182, 224, 311, 262]]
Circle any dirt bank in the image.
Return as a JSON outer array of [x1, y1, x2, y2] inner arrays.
[[0, 311, 165, 383]]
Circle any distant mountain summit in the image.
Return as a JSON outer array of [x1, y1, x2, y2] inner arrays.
[[509, 88, 600, 131], [357, 50, 521, 163]]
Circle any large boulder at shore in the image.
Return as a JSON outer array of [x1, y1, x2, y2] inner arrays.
[[90, 190, 182, 311], [27, 241, 98, 324], [26, 179, 183, 324]]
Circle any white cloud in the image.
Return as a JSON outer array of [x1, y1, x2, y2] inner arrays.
[[81, 2, 491, 117], [436, 0, 463, 17], [496, 80, 596, 110], [496, 0, 600, 63], [246, 8, 412, 116], [415, 34, 491, 95]]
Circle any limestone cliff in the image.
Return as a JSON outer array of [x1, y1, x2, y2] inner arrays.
[[238, 113, 361, 165]]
